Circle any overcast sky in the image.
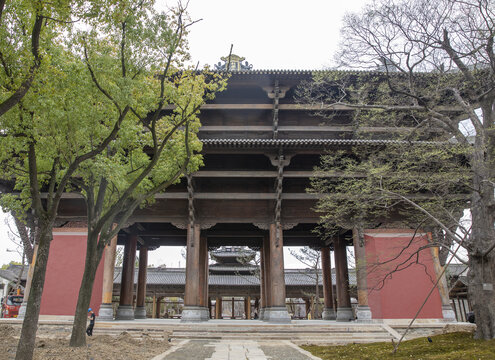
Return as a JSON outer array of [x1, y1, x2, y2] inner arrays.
[[0, 0, 370, 268]]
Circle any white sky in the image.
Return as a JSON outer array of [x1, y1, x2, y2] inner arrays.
[[0, 0, 369, 268]]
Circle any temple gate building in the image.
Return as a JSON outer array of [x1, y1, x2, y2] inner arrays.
[[32, 55, 455, 323]]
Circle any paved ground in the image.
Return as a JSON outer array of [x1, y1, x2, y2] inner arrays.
[[152, 340, 321, 360]]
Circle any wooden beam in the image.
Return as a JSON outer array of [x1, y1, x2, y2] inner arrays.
[[198, 125, 442, 133], [192, 170, 363, 178]]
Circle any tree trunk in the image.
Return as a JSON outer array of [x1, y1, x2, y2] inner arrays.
[[468, 137, 495, 340], [468, 253, 495, 339], [70, 232, 104, 347], [15, 227, 52, 360], [468, 187, 495, 339]]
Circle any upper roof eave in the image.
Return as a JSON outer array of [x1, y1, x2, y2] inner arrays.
[[201, 138, 444, 149]]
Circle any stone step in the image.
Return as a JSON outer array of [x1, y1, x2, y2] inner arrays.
[[170, 331, 393, 340]]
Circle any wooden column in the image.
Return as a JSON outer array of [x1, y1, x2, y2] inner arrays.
[[182, 224, 209, 321], [208, 297, 212, 319], [259, 247, 265, 319], [321, 247, 336, 320], [152, 295, 157, 319], [265, 223, 290, 322], [262, 234, 272, 310], [155, 297, 162, 318], [334, 236, 353, 321], [184, 224, 201, 306], [116, 232, 137, 320], [99, 235, 117, 319], [231, 297, 235, 318], [269, 223, 286, 307], [199, 235, 208, 307], [134, 246, 148, 319], [246, 296, 251, 319], [215, 297, 222, 319], [353, 228, 372, 321]]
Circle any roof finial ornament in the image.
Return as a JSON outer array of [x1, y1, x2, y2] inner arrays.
[[214, 54, 253, 71]]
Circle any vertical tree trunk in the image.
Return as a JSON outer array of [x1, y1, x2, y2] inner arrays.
[[468, 138, 495, 340], [70, 232, 103, 347], [468, 253, 495, 339], [15, 227, 52, 360]]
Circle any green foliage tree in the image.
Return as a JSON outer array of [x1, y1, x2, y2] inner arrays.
[[0, 1, 209, 357], [66, 1, 226, 346], [301, 0, 495, 339], [0, 0, 89, 117]]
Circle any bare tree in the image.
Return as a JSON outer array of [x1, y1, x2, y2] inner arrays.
[[299, 0, 494, 339], [289, 247, 322, 319]]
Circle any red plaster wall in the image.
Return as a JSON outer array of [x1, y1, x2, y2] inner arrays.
[[365, 229, 442, 319], [40, 229, 104, 316]]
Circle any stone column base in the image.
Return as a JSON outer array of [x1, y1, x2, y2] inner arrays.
[[134, 306, 147, 319], [355, 305, 372, 322], [322, 307, 336, 320], [115, 305, 135, 320], [181, 306, 210, 322], [17, 302, 27, 320], [442, 304, 457, 322], [336, 307, 353, 322], [263, 307, 291, 323], [98, 303, 114, 320]]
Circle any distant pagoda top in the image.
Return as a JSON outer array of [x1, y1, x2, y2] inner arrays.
[[210, 246, 255, 265], [214, 54, 253, 72]]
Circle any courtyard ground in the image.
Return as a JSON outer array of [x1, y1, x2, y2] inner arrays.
[[0, 324, 171, 360]]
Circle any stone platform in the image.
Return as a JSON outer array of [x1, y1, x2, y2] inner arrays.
[[1, 318, 474, 345]]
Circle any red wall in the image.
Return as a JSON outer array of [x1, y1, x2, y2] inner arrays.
[[40, 229, 104, 316], [365, 229, 442, 319]]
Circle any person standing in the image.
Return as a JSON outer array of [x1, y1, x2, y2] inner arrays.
[[86, 308, 95, 336]]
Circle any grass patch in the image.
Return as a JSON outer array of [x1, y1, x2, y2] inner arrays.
[[302, 332, 495, 360]]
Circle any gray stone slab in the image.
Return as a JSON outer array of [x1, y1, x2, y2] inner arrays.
[[162, 340, 214, 360], [260, 341, 319, 360]]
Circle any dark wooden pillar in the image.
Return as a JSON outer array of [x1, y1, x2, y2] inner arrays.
[[116, 232, 137, 320], [262, 235, 273, 320], [334, 236, 353, 321], [135, 246, 148, 319], [353, 228, 373, 321], [198, 235, 208, 307], [99, 234, 117, 320], [259, 247, 265, 319], [215, 297, 222, 319], [182, 224, 209, 321], [184, 224, 201, 307], [269, 223, 286, 307], [247, 296, 251, 319], [321, 247, 336, 320], [265, 223, 290, 322], [231, 297, 235, 319], [208, 297, 212, 319], [155, 297, 162, 318]]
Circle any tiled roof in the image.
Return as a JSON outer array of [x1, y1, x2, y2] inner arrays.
[[224, 69, 431, 77], [209, 265, 258, 272], [0, 265, 28, 282], [113, 267, 357, 287], [202, 138, 443, 148], [0, 269, 18, 282]]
